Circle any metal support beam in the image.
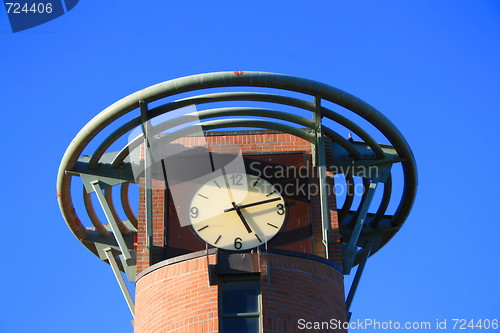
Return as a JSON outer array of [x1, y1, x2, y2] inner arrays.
[[343, 182, 378, 274], [314, 97, 330, 259], [330, 141, 402, 179], [346, 241, 373, 318], [91, 181, 132, 260], [140, 101, 154, 261], [104, 247, 135, 317], [118, 253, 136, 282]]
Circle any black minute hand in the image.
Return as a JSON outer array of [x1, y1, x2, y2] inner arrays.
[[224, 197, 280, 213]]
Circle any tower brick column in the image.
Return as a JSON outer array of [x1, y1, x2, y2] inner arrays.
[[134, 130, 346, 332], [135, 252, 346, 333]]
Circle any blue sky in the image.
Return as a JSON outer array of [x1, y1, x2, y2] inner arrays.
[[1, 1, 499, 332]]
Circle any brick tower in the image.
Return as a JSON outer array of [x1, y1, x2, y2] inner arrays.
[[134, 131, 345, 332], [57, 72, 417, 333]]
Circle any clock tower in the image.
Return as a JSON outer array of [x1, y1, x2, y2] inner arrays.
[[134, 130, 345, 332], [57, 72, 417, 333]]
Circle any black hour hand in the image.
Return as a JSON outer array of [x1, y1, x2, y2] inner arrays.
[[231, 202, 253, 234]]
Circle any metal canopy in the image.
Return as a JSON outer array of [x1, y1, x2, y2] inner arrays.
[[57, 71, 417, 277]]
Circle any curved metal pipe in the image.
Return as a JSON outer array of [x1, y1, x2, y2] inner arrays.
[[111, 107, 360, 168], [83, 187, 109, 237], [347, 178, 371, 229], [89, 92, 383, 169], [57, 71, 416, 251], [319, 107, 384, 158], [174, 92, 384, 158], [322, 126, 361, 158], [338, 174, 355, 222], [372, 174, 392, 228], [121, 182, 138, 229], [58, 176, 88, 239], [104, 187, 132, 235], [111, 107, 316, 165], [111, 118, 316, 167]]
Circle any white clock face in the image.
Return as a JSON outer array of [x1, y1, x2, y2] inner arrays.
[[188, 173, 286, 251]]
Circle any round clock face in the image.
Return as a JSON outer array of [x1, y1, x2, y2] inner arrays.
[[188, 173, 286, 251]]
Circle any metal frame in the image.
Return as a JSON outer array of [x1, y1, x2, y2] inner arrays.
[[57, 71, 417, 318], [90, 181, 132, 260], [140, 100, 154, 258], [313, 96, 331, 259], [345, 241, 373, 321], [104, 247, 135, 317]]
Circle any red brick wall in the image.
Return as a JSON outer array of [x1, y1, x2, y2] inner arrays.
[[136, 131, 342, 273], [135, 255, 218, 333], [260, 253, 346, 333], [135, 252, 346, 333], [136, 178, 167, 269]]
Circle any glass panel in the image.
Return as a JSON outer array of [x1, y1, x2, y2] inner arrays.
[[221, 317, 260, 333], [220, 279, 259, 315]]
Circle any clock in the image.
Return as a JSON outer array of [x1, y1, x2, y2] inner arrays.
[[188, 172, 287, 251]]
